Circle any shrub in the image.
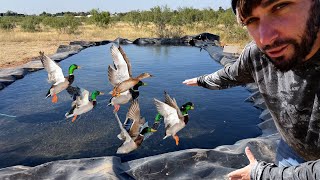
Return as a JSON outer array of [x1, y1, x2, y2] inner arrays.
[[89, 9, 110, 27], [20, 16, 41, 32], [0, 17, 16, 30], [42, 15, 81, 34]]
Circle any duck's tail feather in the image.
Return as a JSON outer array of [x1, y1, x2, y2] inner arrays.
[[45, 94, 51, 99], [65, 106, 76, 119], [163, 135, 170, 139], [65, 112, 74, 119]]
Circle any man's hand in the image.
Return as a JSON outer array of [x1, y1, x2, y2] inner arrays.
[[227, 147, 257, 180], [182, 78, 198, 86]]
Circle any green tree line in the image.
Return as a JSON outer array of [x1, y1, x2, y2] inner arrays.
[[0, 6, 248, 42]]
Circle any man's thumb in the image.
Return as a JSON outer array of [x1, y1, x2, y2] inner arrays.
[[245, 146, 256, 164]]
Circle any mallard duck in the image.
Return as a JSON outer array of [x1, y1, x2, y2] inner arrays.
[[65, 86, 104, 122], [153, 91, 194, 145], [108, 44, 152, 98], [39, 51, 80, 103], [108, 81, 147, 112], [115, 99, 156, 154]]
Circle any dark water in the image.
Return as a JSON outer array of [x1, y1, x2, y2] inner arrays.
[[0, 44, 261, 168]]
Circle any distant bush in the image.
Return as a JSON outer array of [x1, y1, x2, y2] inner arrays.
[[20, 16, 41, 32], [0, 7, 251, 43], [216, 9, 237, 28], [224, 25, 250, 44], [0, 17, 16, 30], [150, 6, 173, 38], [42, 15, 81, 34], [89, 9, 110, 27]]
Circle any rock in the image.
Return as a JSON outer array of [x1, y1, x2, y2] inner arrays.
[[94, 40, 112, 46], [69, 41, 95, 47], [132, 38, 157, 45], [0, 68, 27, 80], [0, 83, 4, 90], [56, 45, 84, 53], [21, 60, 44, 72], [49, 52, 77, 62], [0, 75, 15, 86], [192, 32, 220, 42], [113, 38, 133, 45]]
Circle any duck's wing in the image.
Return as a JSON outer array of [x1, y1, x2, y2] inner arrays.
[[126, 100, 141, 123], [164, 92, 184, 120], [154, 98, 180, 127], [66, 85, 81, 100], [118, 45, 132, 77], [125, 100, 143, 137], [39, 51, 65, 85], [76, 88, 90, 106], [108, 45, 131, 86], [115, 112, 132, 143]]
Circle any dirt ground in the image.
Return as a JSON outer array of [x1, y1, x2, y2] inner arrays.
[[0, 23, 245, 69], [0, 41, 69, 68]]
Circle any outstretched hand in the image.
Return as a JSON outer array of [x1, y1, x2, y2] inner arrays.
[[227, 146, 257, 180], [182, 78, 198, 86]]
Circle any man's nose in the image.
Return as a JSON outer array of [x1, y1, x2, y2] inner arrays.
[[259, 17, 278, 46]]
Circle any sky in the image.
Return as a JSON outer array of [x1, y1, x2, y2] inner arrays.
[[0, 0, 231, 15]]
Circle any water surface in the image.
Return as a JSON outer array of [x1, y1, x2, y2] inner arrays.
[[0, 44, 261, 168]]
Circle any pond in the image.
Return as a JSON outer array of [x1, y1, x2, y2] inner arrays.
[[0, 44, 261, 168]]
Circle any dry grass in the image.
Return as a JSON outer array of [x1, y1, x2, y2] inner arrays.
[[0, 22, 246, 68]]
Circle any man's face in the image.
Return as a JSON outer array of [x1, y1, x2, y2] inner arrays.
[[242, 0, 319, 71]]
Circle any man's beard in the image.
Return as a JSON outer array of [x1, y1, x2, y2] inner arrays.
[[261, 1, 319, 72]]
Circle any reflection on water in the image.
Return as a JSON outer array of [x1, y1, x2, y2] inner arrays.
[[0, 44, 261, 168]]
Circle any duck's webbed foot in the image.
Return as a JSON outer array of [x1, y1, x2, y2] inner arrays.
[[173, 135, 180, 146], [113, 104, 120, 112], [72, 115, 78, 122], [52, 94, 58, 103]]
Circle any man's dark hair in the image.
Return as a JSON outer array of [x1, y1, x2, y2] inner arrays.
[[232, 0, 263, 24], [232, 0, 319, 26]]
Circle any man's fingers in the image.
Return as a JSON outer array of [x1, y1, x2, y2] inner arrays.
[[245, 146, 256, 164], [182, 78, 198, 86], [227, 168, 245, 178]]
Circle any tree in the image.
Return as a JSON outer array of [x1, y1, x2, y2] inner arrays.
[[90, 9, 110, 27]]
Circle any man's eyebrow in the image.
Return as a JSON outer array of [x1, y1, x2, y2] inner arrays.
[[261, 0, 280, 8]]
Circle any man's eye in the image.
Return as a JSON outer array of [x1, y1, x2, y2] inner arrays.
[[243, 18, 259, 26], [272, 3, 289, 12]]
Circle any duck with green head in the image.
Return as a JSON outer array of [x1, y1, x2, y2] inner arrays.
[[115, 99, 157, 154], [40, 51, 80, 103], [153, 91, 194, 145], [108, 44, 152, 98], [65, 86, 104, 122]]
